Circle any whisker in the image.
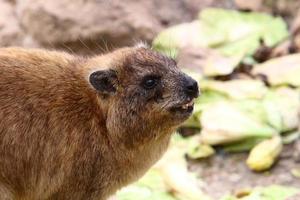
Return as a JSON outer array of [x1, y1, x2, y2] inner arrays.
[[78, 37, 93, 53], [101, 37, 109, 52], [62, 43, 75, 55], [94, 40, 106, 54]]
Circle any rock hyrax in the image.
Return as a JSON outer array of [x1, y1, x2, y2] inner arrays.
[[0, 45, 199, 200]]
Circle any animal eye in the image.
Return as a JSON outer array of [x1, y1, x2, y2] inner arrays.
[[142, 76, 159, 89]]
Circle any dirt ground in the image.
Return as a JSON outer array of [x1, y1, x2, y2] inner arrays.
[[189, 141, 300, 199]]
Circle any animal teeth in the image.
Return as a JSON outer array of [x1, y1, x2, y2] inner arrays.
[[181, 100, 194, 109], [181, 103, 193, 109], [187, 101, 193, 107]]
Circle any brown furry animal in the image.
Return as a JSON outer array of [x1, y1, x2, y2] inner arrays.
[[0, 45, 199, 200]]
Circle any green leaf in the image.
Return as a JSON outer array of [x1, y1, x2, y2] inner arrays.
[[223, 137, 265, 153], [263, 87, 300, 132], [153, 8, 288, 59], [261, 185, 299, 200], [200, 79, 268, 100], [200, 8, 288, 56], [253, 54, 300, 87], [200, 101, 277, 145], [116, 169, 177, 200]]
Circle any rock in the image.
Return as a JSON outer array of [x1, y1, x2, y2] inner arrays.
[[0, 1, 23, 46], [16, 0, 215, 54], [177, 47, 242, 76]]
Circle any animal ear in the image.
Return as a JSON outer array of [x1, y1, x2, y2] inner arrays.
[[89, 70, 118, 94]]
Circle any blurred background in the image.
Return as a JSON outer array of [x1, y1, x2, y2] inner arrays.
[[1, 0, 300, 199], [2, 0, 299, 54]]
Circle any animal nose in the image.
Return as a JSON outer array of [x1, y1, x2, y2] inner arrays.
[[184, 76, 199, 98]]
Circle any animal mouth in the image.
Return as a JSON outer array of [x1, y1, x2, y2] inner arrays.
[[170, 98, 195, 114]]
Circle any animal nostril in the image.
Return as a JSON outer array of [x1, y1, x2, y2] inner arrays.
[[187, 81, 197, 91], [185, 78, 199, 98]]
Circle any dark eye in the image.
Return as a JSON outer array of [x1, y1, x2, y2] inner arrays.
[[142, 76, 159, 89]]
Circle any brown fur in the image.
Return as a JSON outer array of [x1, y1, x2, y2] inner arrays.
[[0, 46, 197, 200]]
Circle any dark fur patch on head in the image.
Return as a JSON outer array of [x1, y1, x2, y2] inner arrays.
[[130, 48, 177, 70]]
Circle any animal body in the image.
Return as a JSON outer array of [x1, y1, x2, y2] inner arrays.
[[0, 45, 199, 200]]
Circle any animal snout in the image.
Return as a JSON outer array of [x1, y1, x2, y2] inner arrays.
[[184, 76, 199, 98]]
